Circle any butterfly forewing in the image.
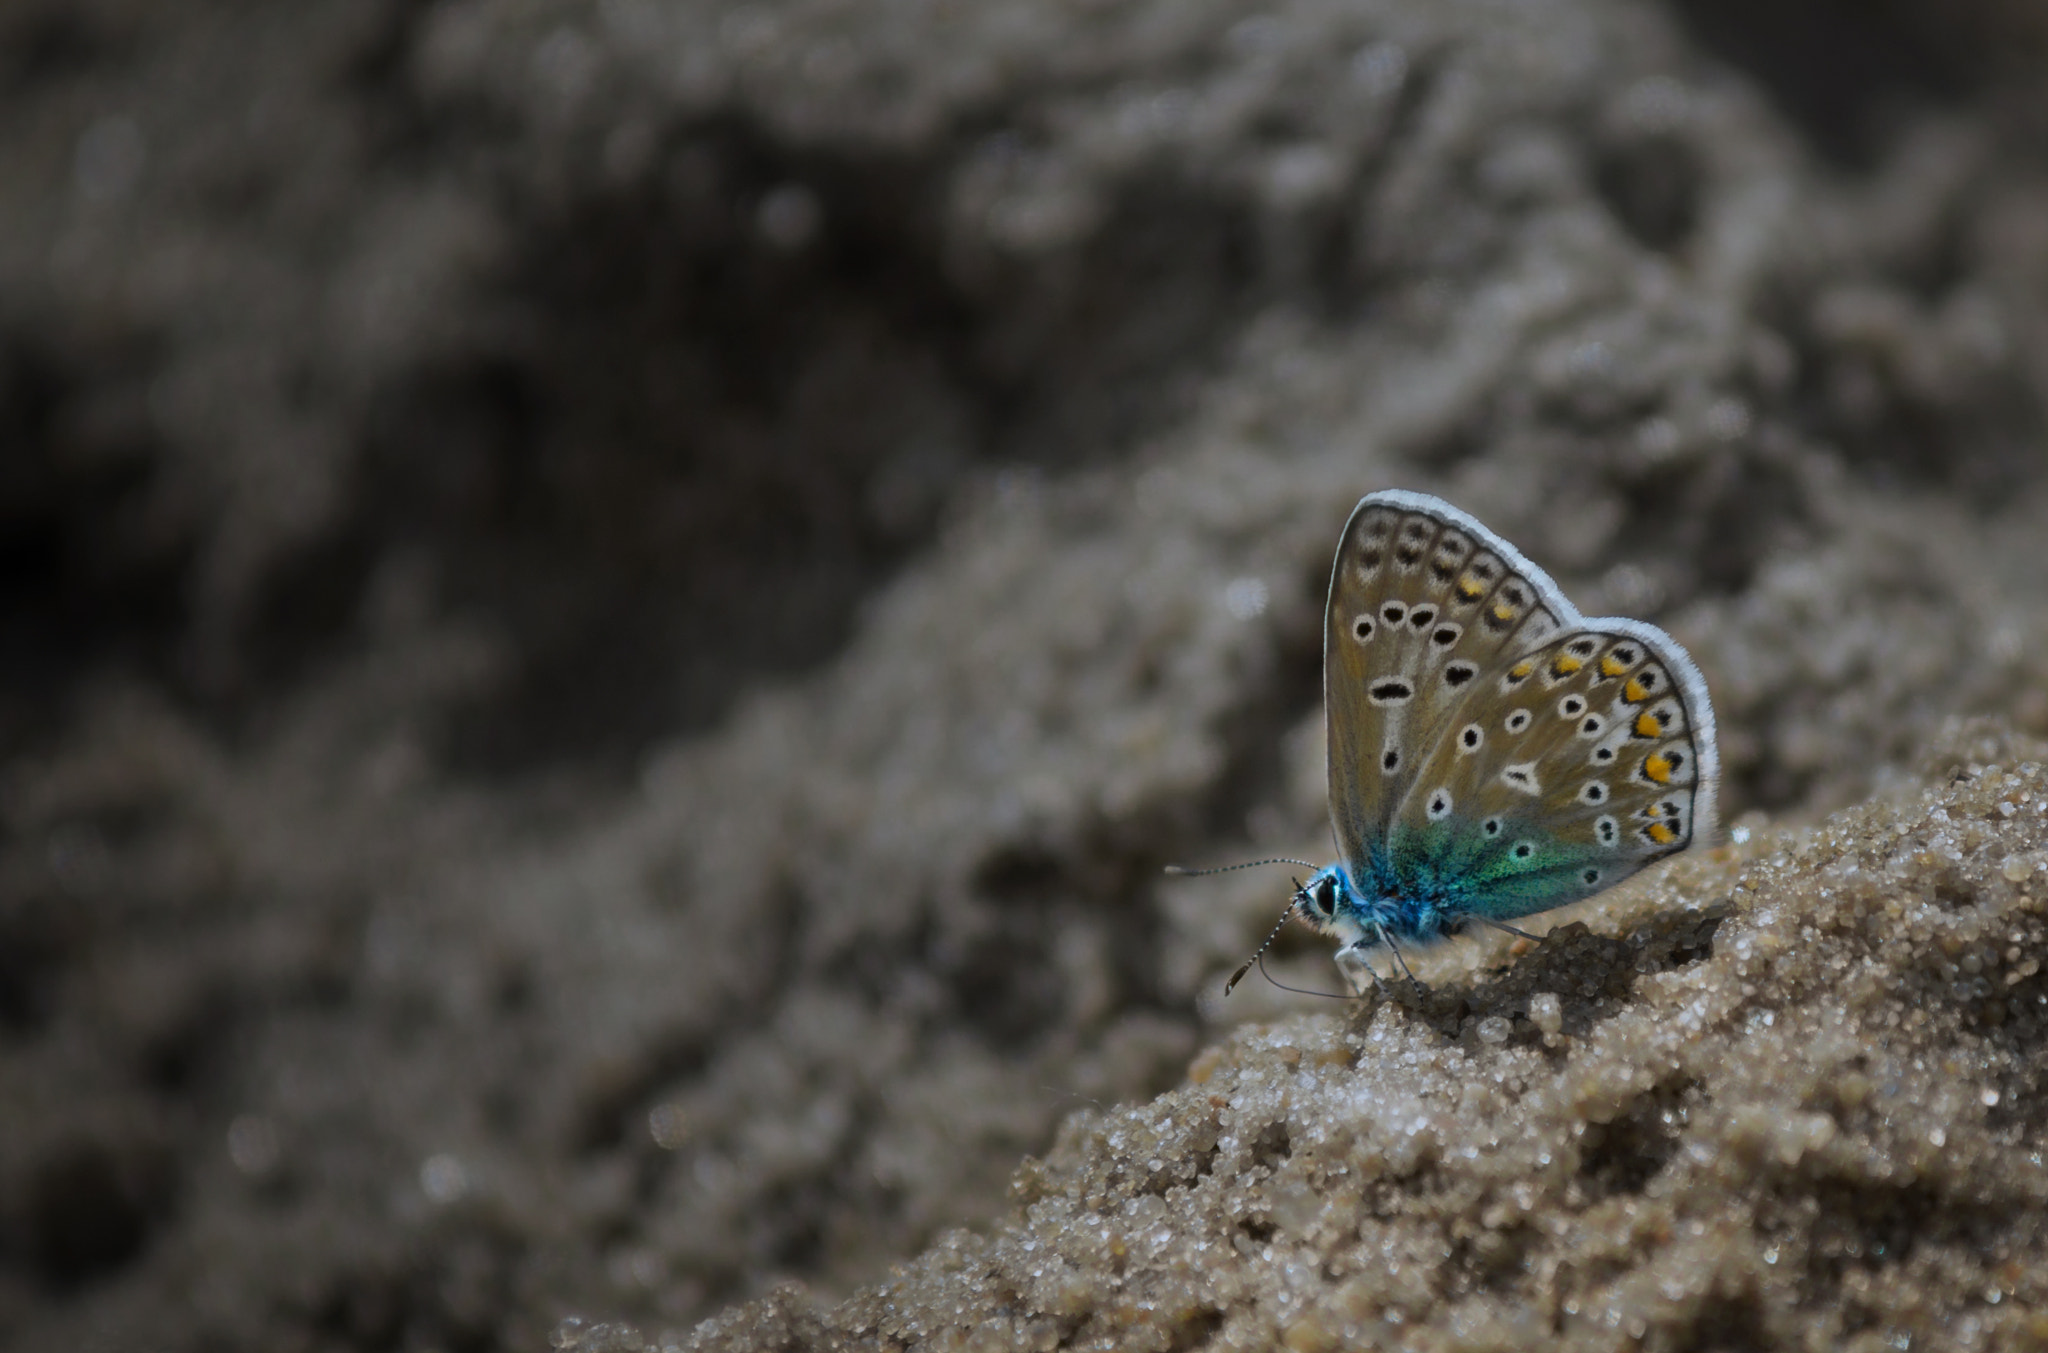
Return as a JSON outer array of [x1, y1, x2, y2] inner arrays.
[[1324, 506, 1446, 866], [1326, 491, 1717, 928], [1326, 499, 1561, 866]]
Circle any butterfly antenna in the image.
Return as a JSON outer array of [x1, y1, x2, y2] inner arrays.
[[1165, 857, 1319, 878], [1247, 951, 1353, 1001], [1223, 894, 1301, 996]]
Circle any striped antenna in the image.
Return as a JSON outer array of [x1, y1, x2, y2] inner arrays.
[[1224, 896, 1301, 995], [1162, 857, 1317, 878], [1220, 886, 1355, 1000], [1164, 859, 1355, 999]]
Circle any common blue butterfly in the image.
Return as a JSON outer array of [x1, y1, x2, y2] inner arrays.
[[1261, 490, 1719, 990]]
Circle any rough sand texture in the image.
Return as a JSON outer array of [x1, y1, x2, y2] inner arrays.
[[628, 723, 2048, 1351], [3, 0, 2048, 1350]]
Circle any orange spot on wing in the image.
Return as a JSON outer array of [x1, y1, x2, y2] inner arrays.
[[1552, 654, 1583, 676], [1458, 577, 1485, 599], [1635, 712, 1664, 738], [1509, 660, 1534, 679], [1644, 752, 1673, 783], [1647, 821, 1677, 845], [1600, 654, 1630, 677], [1493, 602, 1516, 621]]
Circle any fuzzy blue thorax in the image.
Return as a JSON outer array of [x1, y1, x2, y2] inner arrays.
[[1292, 860, 1461, 951]]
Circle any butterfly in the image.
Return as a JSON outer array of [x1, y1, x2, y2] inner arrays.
[[1270, 489, 1718, 989]]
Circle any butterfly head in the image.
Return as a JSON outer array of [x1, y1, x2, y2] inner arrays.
[[1292, 865, 1376, 949]]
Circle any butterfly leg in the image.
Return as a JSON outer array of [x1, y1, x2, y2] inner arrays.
[[1380, 931, 1425, 998], [1465, 915, 1541, 943], [1334, 940, 1389, 996]]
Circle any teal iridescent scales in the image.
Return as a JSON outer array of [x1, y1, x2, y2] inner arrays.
[[1294, 490, 1719, 960]]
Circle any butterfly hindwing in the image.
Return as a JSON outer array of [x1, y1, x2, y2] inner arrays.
[[1391, 623, 1715, 921]]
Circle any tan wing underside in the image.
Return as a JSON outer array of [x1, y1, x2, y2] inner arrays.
[[1325, 502, 1705, 878]]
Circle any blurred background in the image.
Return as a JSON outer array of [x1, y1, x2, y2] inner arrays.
[[5, 1, 2048, 1348]]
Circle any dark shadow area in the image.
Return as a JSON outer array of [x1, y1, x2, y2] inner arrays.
[[1667, 0, 1981, 166], [0, 336, 190, 761], [1593, 131, 1703, 254], [273, 120, 1276, 780], [1576, 1073, 1701, 1197], [18, 1133, 176, 1291]]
